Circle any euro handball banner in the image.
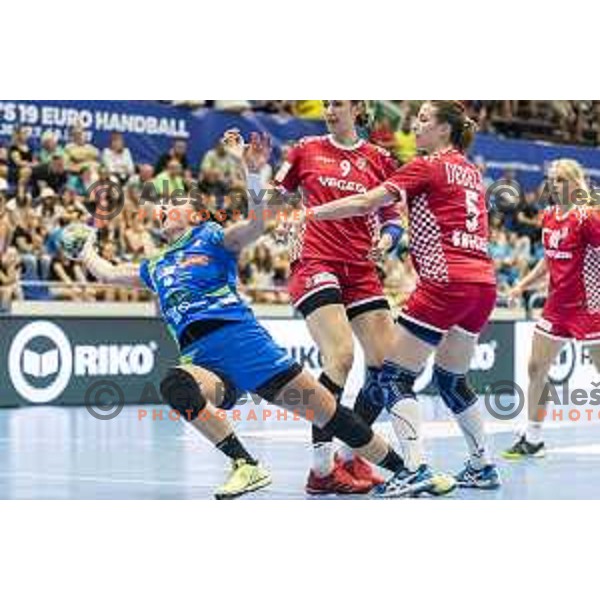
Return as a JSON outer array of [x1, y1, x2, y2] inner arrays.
[[2, 100, 600, 190], [0, 100, 327, 167]]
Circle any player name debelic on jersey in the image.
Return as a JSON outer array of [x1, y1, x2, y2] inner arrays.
[[444, 162, 484, 191]]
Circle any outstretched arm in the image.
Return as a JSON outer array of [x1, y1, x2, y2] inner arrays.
[[81, 239, 142, 286], [221, 131, 293, 253], [508, 257, 548, 299], [310, 185, 398, 221]]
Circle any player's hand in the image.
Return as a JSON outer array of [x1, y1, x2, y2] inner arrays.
[[368, 232, 393, 262], [506, 284, 524, 307]]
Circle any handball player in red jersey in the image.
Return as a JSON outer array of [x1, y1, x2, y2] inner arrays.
[[308, 101, 502, 493], [503, 159, 600, 459], [274, 100, 456, 496]]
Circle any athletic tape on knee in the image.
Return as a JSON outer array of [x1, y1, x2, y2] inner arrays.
[[321, 404, 374, 449], [432, 365, 477, 415], [379, 360, 418, 411], [160, 368, 206, 421]]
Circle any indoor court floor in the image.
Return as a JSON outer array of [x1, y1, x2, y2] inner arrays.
[[0, 400, 598, 500]]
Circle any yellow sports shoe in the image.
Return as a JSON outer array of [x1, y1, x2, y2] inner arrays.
[[214, 459, 272, 500]]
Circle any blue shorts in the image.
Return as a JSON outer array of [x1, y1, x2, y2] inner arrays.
[[180, 318, 298, 409]]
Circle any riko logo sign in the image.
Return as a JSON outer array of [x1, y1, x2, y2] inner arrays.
[[8, 320, 158, 404]]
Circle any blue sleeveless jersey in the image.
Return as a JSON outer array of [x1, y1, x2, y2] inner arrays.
[[139, 222, 252, 343]]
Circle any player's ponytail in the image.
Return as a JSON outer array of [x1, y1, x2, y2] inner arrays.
[[430, 101, 477, 152]]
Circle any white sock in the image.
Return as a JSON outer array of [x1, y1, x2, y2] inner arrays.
[[389, 397, 422, 471], [313, 442, 335, 476], [455, 403, 490, 470], [526, 420, 543, 444]]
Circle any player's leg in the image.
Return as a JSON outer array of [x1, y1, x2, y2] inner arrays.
[[335, 307, 399, 484], [159, 364, 271, 499], [257, 367, 456, 498], [302, 299, 370, 493], [433, 328, 500, 489], [589, 344, 600, 371], [502, 329, 564, 460]]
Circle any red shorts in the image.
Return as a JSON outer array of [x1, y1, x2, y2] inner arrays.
[[289, 259, 388, 319], [400, 280, 497, 338], [537, 309, 600, 344]]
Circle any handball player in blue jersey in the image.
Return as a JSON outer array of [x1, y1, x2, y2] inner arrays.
[[70, 130, 453, 499]]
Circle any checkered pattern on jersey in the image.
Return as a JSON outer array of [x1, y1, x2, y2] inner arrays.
[[409, 194, 449, 282], [584, 245, 600, 313], [289, 220, 306, 263]]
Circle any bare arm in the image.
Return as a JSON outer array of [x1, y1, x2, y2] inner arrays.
[[81, 241, 142, 286], [311, 185, 398, 221], [510, 257, 548, 296]]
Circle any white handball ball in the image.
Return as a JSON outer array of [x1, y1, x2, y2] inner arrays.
[[60, 223, 96, 260]]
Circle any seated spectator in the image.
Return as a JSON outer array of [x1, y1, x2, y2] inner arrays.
[[0, 145, 8, 181], [152, 159, 185, 201], [31, 153, 68, 198], [492, 168, 523, 231], [8, 126, 33, 187], [124, 213, 157, 260], [102, 132, 135, 184], [513, 191, 542, 245], [11, 209, 47, 282], [394, 115, 417, 164], [34, 188, 63, 230], [155, 138, 188, 175], [39, 131, 64, 164], [0, 246, 23, 310], [64, 125, 100, 174], [489, 228, 529, 292], [48, 246, 94, 301], [0, 192, 12, 255], [199, 141, 239, 198]]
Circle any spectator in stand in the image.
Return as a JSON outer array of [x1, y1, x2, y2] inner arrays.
[[155, 138, 188, 175], [39, 131, 64, 164], [0, 191, 12, 255], [394, 114, 417, 164], [8, 126, 33, 187], [124, 212, 157, 260], [0, 144, 8, 181], [0, 246, 23, 309], [48, 246, 94, 301], [199, 140, 237, 197], [64, 125, 100, 174], [492, 168, 523, 231], [31, 153, 68, 198], [35, 188, 63, 230], [369, 115, 396, 152], [153, 159, 185, 201], [102, 132, 135, 184], [513, 191, 542, 246]]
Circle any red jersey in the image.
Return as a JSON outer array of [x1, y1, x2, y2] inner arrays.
[[542, 206, 600, 315], [274, 134, 401, 265], [382, 148, 495, 285]]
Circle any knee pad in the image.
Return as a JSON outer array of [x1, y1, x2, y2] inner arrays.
[[379, 361, 417, 411], [160, 368, 206, 421], [321, 404, 374, 449], [361, 367, 384, 410], [432, 365, 477, 415]]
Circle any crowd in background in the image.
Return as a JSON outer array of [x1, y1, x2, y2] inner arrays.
[[0, 100, 587, 310]]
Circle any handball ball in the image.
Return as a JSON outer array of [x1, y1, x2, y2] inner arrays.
[[60, 223, 96, 260]]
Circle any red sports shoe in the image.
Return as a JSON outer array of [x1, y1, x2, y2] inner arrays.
[[305, 462, 373, 495], [337, 454, 385, 486]]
